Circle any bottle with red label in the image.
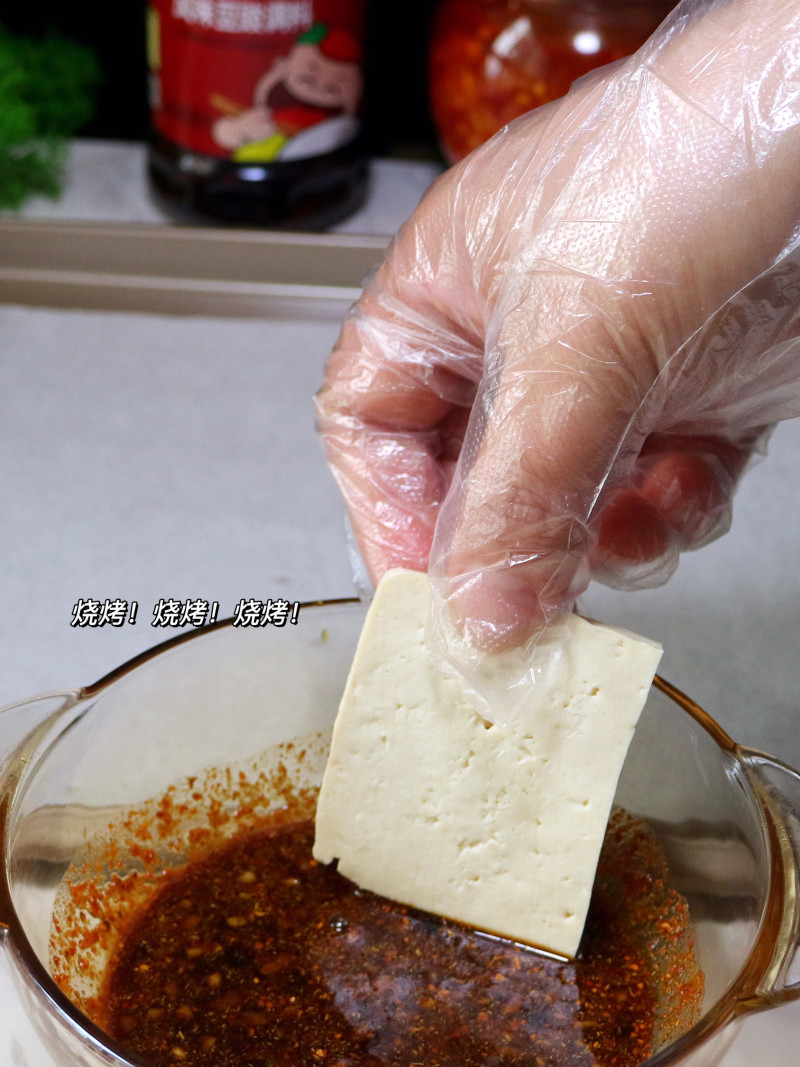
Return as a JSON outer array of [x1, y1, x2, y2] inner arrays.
[[146, 0, 369, 227]]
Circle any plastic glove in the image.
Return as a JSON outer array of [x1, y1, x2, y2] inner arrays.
[[317, 0, 800, 656]]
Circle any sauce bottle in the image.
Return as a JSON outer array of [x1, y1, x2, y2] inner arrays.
[[146, 0, 369, 228], [429, 0, 677, 163]]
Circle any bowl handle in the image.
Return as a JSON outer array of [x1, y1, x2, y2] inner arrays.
[[740, 747, 800, 1006], [0, 692, 81, 930], [0, 692, 82, 769]]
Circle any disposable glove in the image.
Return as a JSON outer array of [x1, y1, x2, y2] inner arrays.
[[317, 0, 800, 658]]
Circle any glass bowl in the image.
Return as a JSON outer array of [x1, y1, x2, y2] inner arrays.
[[1, 598, 800, 1066]]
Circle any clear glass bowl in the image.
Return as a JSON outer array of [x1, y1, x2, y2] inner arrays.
[[2, 598, 800, 1066]]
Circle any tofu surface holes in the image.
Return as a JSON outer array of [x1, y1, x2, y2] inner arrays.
[[313, 569, 662, 958]]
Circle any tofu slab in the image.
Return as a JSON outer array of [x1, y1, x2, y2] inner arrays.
[[313, 569, 662, 958]]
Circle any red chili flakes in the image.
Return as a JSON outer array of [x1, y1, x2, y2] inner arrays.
[[93, 812, 702, 1067]]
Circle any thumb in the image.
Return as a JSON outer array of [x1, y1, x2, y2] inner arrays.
[[429, 323, 650, 650]]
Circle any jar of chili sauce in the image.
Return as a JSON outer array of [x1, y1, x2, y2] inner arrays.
[[429, 0, 677, 163]]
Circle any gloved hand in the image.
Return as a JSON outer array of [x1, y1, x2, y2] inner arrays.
[[317, 0, 800, 655]]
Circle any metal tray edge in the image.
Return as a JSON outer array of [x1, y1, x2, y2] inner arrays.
[[0, 219, 388, 318]]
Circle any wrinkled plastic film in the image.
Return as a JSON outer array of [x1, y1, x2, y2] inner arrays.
[[317, 0, 800, 717], [424, 596, 577, 727], [343, 511, 375, 604]]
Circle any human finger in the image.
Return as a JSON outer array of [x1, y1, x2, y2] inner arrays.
[[590, 431, 762, 586]]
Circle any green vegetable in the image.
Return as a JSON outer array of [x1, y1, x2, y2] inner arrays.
[[0, 23, 102, 210]]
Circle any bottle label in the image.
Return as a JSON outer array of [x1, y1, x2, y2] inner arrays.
[[147, 0, 365, 163]]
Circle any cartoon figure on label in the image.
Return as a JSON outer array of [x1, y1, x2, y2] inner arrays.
[[212, 22, 362, 163]]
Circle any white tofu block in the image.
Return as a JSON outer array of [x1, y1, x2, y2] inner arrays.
[[313, 568, 662, 958]]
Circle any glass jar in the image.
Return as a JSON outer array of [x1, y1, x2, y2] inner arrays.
[[429, 0, 677, 163]]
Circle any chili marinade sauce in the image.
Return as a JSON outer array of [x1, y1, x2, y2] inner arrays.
[[95, 811, 702, 1067], [49, 741, 703, 1067]]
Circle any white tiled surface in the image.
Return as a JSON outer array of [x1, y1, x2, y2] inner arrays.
[[2, 141, 800, 1064], [0, 305, 354, 704]]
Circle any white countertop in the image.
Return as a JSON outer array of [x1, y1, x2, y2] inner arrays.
[[2, 139, 799, 1064]]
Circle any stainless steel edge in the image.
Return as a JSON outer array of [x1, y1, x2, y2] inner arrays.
[[0, 219, 389, 318]]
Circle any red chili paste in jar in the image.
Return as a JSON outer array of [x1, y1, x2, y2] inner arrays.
[[99, 812, 702, 1066], [429, 0, 677, 162]]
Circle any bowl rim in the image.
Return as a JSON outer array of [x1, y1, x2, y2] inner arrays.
[[0, 599, 790, 1067]]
